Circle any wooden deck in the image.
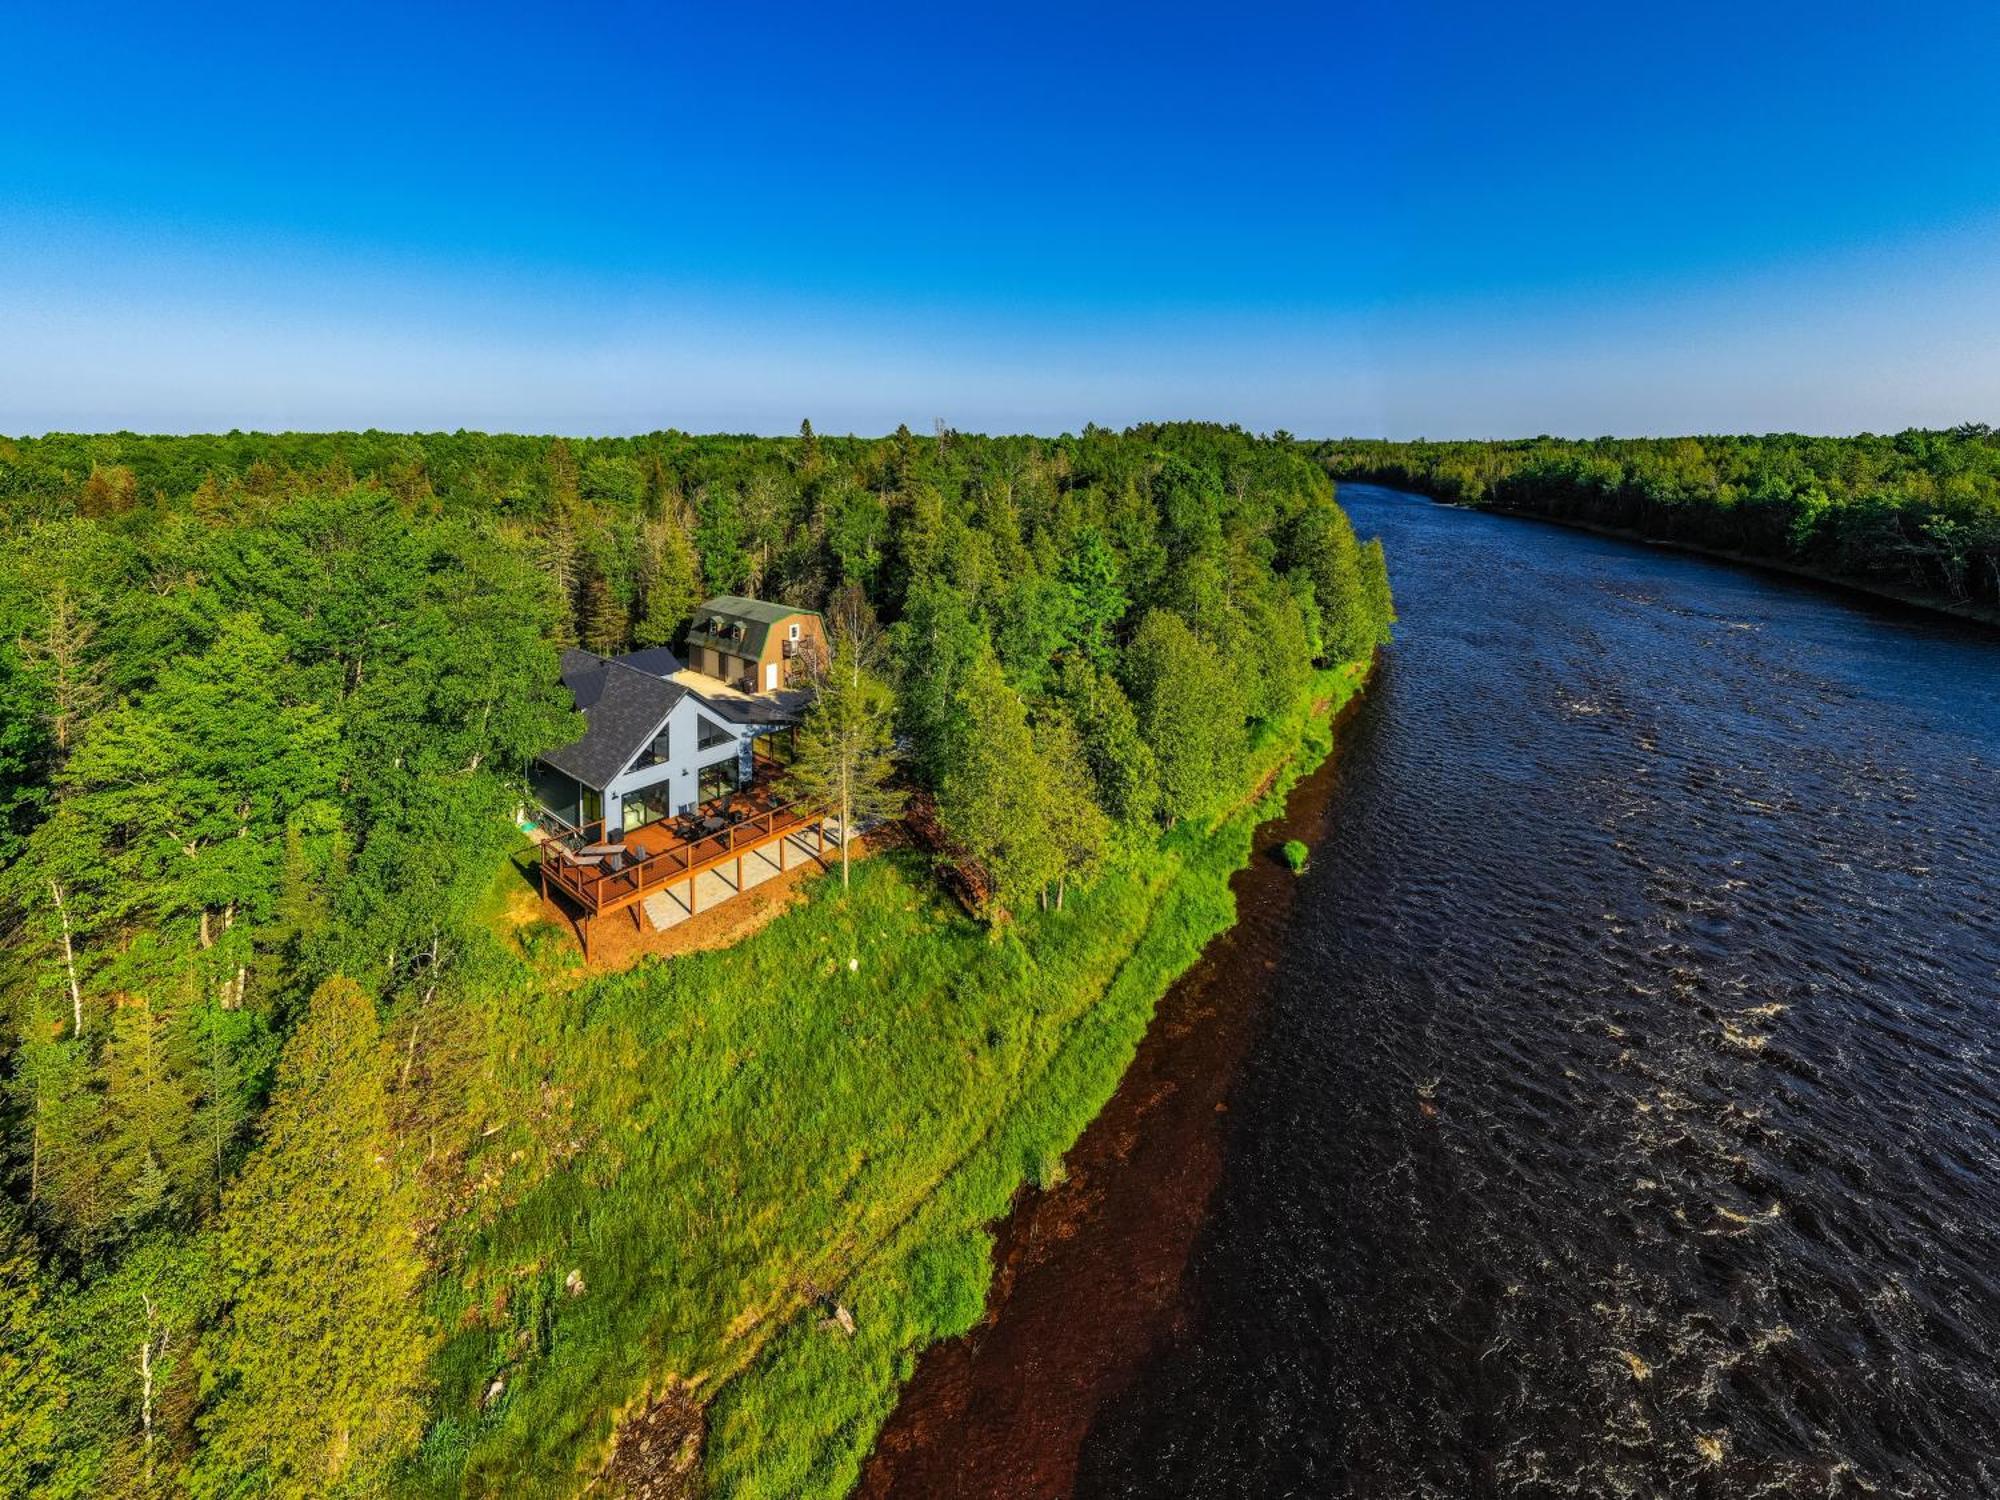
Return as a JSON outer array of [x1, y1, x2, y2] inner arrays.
[[539, 792, 836, 959]]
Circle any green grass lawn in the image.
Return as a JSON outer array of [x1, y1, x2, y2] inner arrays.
[[402, 662, 1367, 1499]]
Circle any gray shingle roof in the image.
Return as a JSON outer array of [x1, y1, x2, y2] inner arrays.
[[689, 688, 798, 727], [542, 648, 687, 791], [615, 645, 683, 677]]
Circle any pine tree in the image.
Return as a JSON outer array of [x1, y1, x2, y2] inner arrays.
[[632, 512, 701, 650], [579, 572, 629, 655], [783, 635, 901, 889], [1057, 527, 1128, 669], [194, 976, 432, 1499], [0, 1210, 63, 1496], [890, 580, 985, 787], [536, 507, 581, 649], [19, 577, 105, 766], [0, 648, 50, 866], [545, 437, 579, 511], [13, 1022, 118, 1252], [100, 997, 203, 1233]]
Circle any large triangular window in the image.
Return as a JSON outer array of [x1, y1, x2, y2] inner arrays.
[[697, 713, 733, 750]]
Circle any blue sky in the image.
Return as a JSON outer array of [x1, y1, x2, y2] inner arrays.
[[4, 0, 1999, 436]]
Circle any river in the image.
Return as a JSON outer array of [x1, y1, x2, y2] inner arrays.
[[860, 485, 2000, 1499]]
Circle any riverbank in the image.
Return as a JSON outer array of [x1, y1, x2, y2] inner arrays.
[[401, 660, 1372, 1499], [857, 685, 1368, 1497], [1325, 466, 2000, 630], [1483, 502, 2000, 630]]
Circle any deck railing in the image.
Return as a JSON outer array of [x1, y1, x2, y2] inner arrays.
[[540, 796, 824, 917]]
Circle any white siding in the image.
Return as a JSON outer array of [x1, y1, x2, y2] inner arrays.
[[600, 696, 753, 831]]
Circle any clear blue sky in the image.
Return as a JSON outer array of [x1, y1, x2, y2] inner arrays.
[[4, 0, 1999, 436]]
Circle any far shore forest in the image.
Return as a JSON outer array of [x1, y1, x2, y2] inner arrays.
[[0, 424, 1392, 1497], [1317, 427, 2000, 617]]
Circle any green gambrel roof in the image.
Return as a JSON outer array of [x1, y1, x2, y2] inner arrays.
[[685, 595, 820, 661]]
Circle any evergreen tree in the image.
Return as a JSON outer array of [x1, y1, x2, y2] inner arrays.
[[891, 580, 986, 787], [536, 507, 581, 649], [45, 1231, 214, 1496], [693, 484, 748, 595], [1054, 657, 1161, 842], [1056, 527, 1128, 669], [194, 976, 431, 1499], [0, 647, 50, 866], [579, 572, 629, 655], [13, 1019, 117, 1253], [99, 997, 204, 1233], [632, 512, 702, 650], [1289, 500, 1374, 662], [936, 653, 1056, 921], [0, 1209, 62, 1496]]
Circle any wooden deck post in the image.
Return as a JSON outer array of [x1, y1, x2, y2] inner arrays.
[[688, 872, 698, 916], [778, 833, 786, 871], [735, 853, 743, 892]]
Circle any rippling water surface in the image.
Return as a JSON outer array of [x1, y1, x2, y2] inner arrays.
[[1076, 488, 2000, 1498]]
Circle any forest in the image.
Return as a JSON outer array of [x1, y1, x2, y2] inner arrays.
[[1315, 428, 2000, 617], [0, 423, 1392, 1496]]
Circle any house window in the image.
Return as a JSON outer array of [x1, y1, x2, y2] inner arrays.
[[699, 761, 737, 804], [697, 713, 732, 751], [647, 727, 671, 765], [624, 785, 672, 832], [788, 622, 800, 640]]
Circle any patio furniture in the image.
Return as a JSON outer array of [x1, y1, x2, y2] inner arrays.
[[579, 842, 622, 857]]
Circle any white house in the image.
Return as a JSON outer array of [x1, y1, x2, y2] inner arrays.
[[529, 643, 797, 837]]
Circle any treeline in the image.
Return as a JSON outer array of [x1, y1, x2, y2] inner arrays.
[[0, 422, 1391, 1495], [1315, 427, 2000, 615]]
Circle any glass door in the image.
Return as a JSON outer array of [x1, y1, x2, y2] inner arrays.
[[698, 761, 737, 806]]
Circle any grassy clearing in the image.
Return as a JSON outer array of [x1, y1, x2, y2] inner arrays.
[[400, 662, 1366, 1499]]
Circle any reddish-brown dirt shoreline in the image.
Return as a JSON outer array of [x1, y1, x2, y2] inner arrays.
[[856, 726, 1357, 1500]]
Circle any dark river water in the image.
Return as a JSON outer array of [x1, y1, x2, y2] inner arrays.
[[865, 486, 2000, 1499]]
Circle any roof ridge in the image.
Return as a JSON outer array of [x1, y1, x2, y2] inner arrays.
[[591, 650, 668, 683]]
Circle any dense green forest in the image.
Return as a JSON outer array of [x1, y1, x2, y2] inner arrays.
[[1316, 428, 2000, 617], [0, 423, 1392, 1496]]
